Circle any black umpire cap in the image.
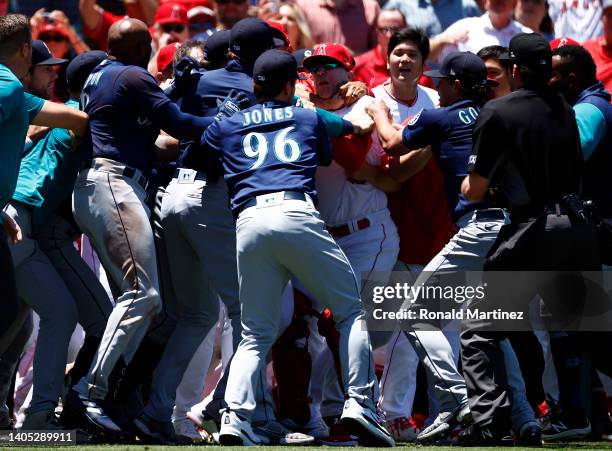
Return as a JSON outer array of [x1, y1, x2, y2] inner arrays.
[[31, 40, 68, 66], [253, 49, 305, 87], [424, 51, 488, 87], [229, 18, 276, 60], [66, 50, 107, 94], [506, 32, 552, 69]]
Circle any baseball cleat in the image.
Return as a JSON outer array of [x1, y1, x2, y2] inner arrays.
[[132, 412, 177, 445], [516, 421, 542, 446], [21, 410, 62, 430], [219, 410, 262, 446], [339, 398, 395, 447], [252, 419, 315, 445], [63, 389, 122, 437], [416, 402, 471, 443], [173, 417, 207, 444], [384, 416, 419, 442], [540, 395, 591, 441]]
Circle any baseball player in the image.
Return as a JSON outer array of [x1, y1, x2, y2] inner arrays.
[[64, 18, 213, 437], [6, 48, 114, 431], [0, 15, 94, 431], [367, 51, 540, 445], [194, 48, 394, 447]]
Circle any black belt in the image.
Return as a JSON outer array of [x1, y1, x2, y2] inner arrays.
[[474, 208, 507, 222], [238, 191, 306, 215], [90, 160, 148, 190], [173, 168, 209, 182]]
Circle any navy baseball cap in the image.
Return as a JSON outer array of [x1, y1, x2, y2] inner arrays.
[[507, 33, 552, 69], [204, 29, 231, 65], [424, 51, 487, 87], [31, 40, 68, 66], [66, 50, 107, 93], [229, 18, 276, 59], [253, 49, 306, 86]]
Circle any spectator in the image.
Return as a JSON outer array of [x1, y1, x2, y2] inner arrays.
[[429, 0, 532, 62], [153, 2, 191, 49], [548, 0, 602, 42], [79, 0, 123, 51], [515, 0, 554, 39], [269, 2, 313, 50], [17, 0, 81, 28], [295, 0, 379, 55], [583, 0, 612, 96], [214, 0, 250, 29], [476, 45, 513, 98], [187, 1, 217, 38], [383, 0, 481, 38], [30, 9, 90, 58]]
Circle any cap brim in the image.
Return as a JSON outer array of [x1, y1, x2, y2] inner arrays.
[[36, 57, 68, 66], [156, 18, 189, 25], [423, 69, 446, 78]]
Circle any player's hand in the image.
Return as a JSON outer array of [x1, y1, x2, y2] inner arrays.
[[216, 89, 251, 121], [173, 56, 203, 95], [1, 211, 22, 245], [365, 99, 391, 121], [344, 108, 375, 135], [339, 81, 367, 106]]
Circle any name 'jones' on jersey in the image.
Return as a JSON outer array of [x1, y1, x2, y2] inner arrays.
[[241, 105, 294, 126]]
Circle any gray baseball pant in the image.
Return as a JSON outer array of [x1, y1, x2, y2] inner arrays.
[[72, 158, 161, 400], [226, 196, 377, 420], [142, 173, 242, 422]]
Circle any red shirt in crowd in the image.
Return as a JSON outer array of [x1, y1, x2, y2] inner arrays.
[[583, 37, 612, 99], [354, 45, 435, 90]]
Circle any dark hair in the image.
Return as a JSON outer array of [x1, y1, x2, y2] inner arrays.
[[552, 44, 597, 85], [175, 40, 207, 65], [0, 14, 31, 60], [477, 45, 512, 71], [387, 27, 429, 61], [253, 79, 294, 102]]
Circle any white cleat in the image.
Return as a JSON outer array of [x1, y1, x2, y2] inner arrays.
[[339, 398, 395, 447], [219, 410, 262, 446]]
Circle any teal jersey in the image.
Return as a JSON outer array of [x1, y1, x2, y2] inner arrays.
[[13, 100, 82, 228], [0, 64, 44, 211]]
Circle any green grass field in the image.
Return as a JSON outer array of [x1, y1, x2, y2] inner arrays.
[[9, 443, 612, 451]]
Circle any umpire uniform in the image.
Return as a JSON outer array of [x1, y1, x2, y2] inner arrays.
[[460, 33, 612, 444]]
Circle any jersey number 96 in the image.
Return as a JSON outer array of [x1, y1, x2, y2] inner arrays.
[[243, 126, 301, 170]]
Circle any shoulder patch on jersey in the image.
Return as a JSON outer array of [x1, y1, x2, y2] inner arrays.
[[407, 111, 421, 126]]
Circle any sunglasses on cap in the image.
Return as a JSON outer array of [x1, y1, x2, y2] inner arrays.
[[216, 0, 247, 4], [162, 23, 186, 33], [40, 33, 68, 42], [307, 62, 342, 73]]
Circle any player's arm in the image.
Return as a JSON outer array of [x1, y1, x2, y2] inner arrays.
[[388, 146, 433, 183], [31, 98, 88, 137], [573, 102, 606, 161], [365, 99, 406, 155], [124, 68, 213, 139], [350, 161, 401, 192], [462, 107, 506, 202], [155, 133, 180, 163]]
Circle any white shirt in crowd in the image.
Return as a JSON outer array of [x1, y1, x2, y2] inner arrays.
[[548, 0, 602, 42], [438, 12, 532, 62]]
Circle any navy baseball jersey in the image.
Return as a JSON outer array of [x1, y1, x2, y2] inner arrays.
[[178, 60, 258, 176], [402, 99, 484, 221], [82, 59, 210, 175], [199, 100, 332, 214]]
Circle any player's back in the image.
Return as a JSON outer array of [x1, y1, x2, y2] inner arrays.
[[200, 100, 331, 214], [81, 59, 164, 173]]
